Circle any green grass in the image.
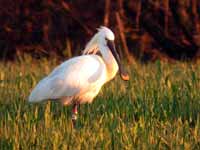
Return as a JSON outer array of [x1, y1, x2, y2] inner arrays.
[[0, 56, 200, 149]]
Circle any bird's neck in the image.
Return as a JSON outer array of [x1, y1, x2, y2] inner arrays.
[[100, 47, 119, 81]]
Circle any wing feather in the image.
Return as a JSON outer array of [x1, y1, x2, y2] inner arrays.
[[28, 55, 106, 102]]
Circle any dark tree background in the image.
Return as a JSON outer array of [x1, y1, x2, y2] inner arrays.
[[1, 0, 200, 62]]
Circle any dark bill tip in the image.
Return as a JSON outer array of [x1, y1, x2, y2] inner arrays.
[[120, 72, 129, 81], [119, 66, 129, 81]]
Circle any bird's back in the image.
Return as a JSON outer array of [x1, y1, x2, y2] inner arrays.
[[28, 55, 107, 103]]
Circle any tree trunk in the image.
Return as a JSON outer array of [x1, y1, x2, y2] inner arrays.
[[104, 0, 110, 26], [116, 12, 134, 63]]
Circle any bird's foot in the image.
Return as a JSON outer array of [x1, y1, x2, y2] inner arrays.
[[71, 103, 79, 128], [72, 112, 78, 127]]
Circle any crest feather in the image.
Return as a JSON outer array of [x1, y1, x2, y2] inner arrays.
[[82, 26, 113, 55]]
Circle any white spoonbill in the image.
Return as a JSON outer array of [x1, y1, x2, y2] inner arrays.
[[28, 26, 129, 126]]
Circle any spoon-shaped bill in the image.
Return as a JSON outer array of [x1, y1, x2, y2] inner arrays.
[[107, 40, 129, 81]]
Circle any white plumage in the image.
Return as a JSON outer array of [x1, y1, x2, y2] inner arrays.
[[29, 55, 107, 105], [29, 26, 129, 106]]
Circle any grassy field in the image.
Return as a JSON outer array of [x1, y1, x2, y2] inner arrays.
[[0, 56, 200, 149]]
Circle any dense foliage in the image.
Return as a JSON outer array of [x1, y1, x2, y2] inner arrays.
[[1, 0, 200, 61]]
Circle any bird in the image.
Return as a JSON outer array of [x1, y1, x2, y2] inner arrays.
[[28, 26, 129, 126]]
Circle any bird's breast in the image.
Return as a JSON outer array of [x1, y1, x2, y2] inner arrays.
[[105, 59, 119, 82]]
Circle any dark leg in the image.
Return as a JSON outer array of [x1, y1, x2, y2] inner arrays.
[[72, 102, 79, 128]]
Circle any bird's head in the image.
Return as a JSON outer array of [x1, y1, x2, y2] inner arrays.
[[83, 26, 129, 81]]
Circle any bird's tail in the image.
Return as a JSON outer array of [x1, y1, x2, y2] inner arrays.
[[28, 79, 49, 103], [28, 90, 44, 103]]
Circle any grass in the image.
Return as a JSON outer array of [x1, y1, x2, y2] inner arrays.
[[0, 55, 200, 149]]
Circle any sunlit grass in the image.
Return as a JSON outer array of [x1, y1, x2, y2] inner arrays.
[[0, 56, 200, 149]]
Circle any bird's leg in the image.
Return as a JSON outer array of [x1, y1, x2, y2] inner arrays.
[[72, 102, 79, 128]]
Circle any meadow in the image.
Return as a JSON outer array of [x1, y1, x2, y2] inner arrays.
[[0, 55, 199, 149]]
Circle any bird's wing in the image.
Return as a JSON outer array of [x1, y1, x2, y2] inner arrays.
[[29, 55, 106, 102]]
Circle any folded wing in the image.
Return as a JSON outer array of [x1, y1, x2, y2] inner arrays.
[[28, 55, 106, 102]]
